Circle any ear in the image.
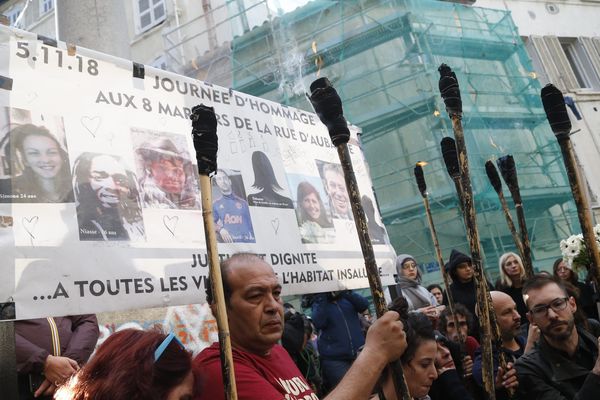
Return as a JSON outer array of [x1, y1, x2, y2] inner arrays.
[[568, 296, 577, 313]]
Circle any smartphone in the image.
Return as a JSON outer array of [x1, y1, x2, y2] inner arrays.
[[29, 374, 45, 393]]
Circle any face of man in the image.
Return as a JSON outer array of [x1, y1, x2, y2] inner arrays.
[[225, 259, 284, 355], [430, 288, 443, 305], [491, 292, 521, 341], [324, 168, 350, 217], [150, 157, 185, 194], [89, 155, 130, 208], [526, 282, 576, 342], [214, 172, 232, 196], [445, 313, 468, 342]]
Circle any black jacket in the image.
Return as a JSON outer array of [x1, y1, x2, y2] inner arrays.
[[515, 327, 600, 400]]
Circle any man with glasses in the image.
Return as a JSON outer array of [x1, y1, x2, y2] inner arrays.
[[515, 274, 600, 399]]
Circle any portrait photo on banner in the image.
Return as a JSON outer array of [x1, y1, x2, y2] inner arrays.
[[0, 107, 74, 204], [72, 151, 146, 242], [211, 168, 256, 243], [287, 173, 335, 245], [131, 128, 200, 210], [246, 150, 294, 209], [315, 159, 354, 221]]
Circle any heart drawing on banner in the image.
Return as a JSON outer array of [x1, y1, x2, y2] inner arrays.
[[346, 221, 355, 234], [271, 218, 280, 234], [163, 215, 179, 237], [22, 216, 39, 240], [81, 116, 101, 138]]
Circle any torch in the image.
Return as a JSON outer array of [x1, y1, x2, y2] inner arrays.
[[440, 136, 464, 215], [541, 84, 600, 316], [496, 155, 534, 278], [414, 163, 465, 348], [190, 105, 238, 400], [309, 77, 411, 400], [438, 64, 497, 400], [484, 161, 527, 275]]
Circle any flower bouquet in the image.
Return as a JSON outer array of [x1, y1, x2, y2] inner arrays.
[[560, 224, 600, 272]]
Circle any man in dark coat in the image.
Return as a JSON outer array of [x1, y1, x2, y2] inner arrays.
[[515, 275, 600, 399]]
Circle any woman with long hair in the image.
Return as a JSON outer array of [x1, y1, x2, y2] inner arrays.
[[495, 252, 528, 325], [296, 181, 334, 244], [247, 151, 293, 208], [0, 124, 73, 203], [55, 329, 195, 400]]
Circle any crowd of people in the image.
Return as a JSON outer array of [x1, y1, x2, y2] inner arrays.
[[14, 250, 600, 400]]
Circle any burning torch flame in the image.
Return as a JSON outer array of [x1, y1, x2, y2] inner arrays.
[[433, 110, 441, 117], [416, 161, 429, 167], [311, 40, 324, 78]]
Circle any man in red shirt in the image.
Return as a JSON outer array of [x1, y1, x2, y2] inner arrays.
[[193, 253, 407, 400]]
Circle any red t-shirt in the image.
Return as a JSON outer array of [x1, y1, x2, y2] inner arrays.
[[465, 335, 480, 359], [194, 343, 318, 400]]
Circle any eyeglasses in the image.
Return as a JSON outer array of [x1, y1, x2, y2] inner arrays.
[[402, 262, 417, 270], [154, 332, 185, 363], [529, 297, 569, 318]]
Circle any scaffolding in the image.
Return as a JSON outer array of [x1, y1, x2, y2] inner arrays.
[[170, 0, 579, 284]]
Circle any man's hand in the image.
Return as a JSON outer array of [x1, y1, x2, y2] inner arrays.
[[462, 355, 473, 377], [34, 379, 57, 398], [363, 311, 407, 365], [43, 355, 78, 386], [525, 323, 540, 353], [219, 228, 234, 243], [495, 362, 518, 390]]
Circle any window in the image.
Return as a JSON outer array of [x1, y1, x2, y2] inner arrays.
[[40, 0, 54, 15], [136, 0, 166, 33], [151, 55, 168, 71], [6, 6, 24, 27], [560, 40, 600, 90]]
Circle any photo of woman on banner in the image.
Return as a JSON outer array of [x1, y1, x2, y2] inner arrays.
[[316, 160, 353, 220], [295, 180, 335, 244], [212, 168, 255, 243], [133, 132, 200, 210], [246, 150, 294, 209], [73, 152, 145, 241], [0, 120, 74, 203]]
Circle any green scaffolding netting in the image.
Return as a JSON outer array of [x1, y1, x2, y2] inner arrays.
[[182, 0, 580, 285]]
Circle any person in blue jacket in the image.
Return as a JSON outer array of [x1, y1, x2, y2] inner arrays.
[[310, 290, 369, 394]]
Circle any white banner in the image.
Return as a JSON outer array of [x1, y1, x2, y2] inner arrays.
[[0, 26, 396, 320]]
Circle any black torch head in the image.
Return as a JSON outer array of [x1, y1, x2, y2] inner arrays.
[[496, 155, 518, 189], [309, 77, 350, 146], [414, 163, 427, 197], [541, 84, 572, 136], [438, 64, 462, 116], [440, 137, 460, 179], [190, 104, 218, 176], [485, 160, 502, 193]]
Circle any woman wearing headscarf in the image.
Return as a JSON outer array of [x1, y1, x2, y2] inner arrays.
[[395, 254, 440, 320]]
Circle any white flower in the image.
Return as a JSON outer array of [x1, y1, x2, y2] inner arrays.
[[594, 224, 600, 238], [560, 239, 569, 254], [566, 243, 580, 257]]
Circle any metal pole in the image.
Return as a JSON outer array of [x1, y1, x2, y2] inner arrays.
[[190, 105, 238, 400]]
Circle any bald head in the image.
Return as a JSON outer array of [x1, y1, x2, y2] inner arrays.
[[490, 291, 521, 340]]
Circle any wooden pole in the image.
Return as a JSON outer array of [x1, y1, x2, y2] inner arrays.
[[414, 164, 465, 348], [541, 84, 600, 312], [310, 77, 411, 400], [496, 156, 534, 277], [438, 64, 496, 400], [190, 105, 238, 400], [485, 161, 527, 276]]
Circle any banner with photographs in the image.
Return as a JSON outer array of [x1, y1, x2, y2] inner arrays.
[[0, 26, 396, 320]]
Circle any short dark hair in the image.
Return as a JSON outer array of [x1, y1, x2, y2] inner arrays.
[[522, 274, 568, 309], [205, 253, 266, 305], [439, 303, 473, 335]]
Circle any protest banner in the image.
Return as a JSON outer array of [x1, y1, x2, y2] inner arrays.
[[0, 26, 396, 320]]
